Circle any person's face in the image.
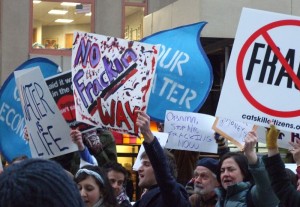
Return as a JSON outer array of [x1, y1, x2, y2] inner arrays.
[[77, 176, 102, 207], [220, 157, 244, 190], [193, 166, 219, 197], [138, 157, 157, 188], [107, 170, 125, 196]]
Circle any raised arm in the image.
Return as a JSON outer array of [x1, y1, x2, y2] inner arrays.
[[136, 110, 190, 207], [244, 130, 279, 207], [263, 124, 300, 207], [70, 129, 96, 165]]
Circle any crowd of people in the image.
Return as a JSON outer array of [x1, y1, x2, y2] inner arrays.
[[0, 111, 300, 207]]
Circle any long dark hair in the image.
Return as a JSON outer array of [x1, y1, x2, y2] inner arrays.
[[218, 152, 253, 185], [75, 165, 119, 207]]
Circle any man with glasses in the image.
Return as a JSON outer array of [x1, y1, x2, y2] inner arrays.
[[188, 158, 220, 207]]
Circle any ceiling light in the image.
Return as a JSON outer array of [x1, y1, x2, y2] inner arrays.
[[33, 0, 41, 4], [61, 2, 80, 7], [48, 9, 68, 15], [55, 19, 74, 23]]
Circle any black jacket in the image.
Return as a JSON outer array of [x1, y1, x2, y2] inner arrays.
[[133, 137, 190, 207]]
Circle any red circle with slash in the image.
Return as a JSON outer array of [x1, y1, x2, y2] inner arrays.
[[237, 19, 300, 117]]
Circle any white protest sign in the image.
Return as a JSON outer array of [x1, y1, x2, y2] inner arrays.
[[285, 163, 297, 173], [164, 110, 217, 153], [216, 8, 300, 133], [212, 117, 256, 150], [15, 67, 78, 159], [72, 31, 159, 135], [256, 126, 300, 149], [132, 132, 169, 171]]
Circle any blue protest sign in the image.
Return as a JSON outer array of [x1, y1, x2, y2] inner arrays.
[[141, 22, 213, 122], [0, 58, 60, 162]]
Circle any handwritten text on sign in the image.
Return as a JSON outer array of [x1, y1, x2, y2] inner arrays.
[[212, 117, 255, 150], [72, 31, 159, 134], [15, 67, 77, 159], [164, 110, 217, 153]]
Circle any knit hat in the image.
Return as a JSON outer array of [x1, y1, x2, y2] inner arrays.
[[0, 158, 84, 207], [196, 158, 219, 175]]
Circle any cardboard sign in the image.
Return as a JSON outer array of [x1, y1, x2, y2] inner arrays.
[[142, 22, 213, 122], [164, 110, 217, 153], [0, 57, 60, 162], [15, 67, 77, 159], [132, 132, 169, 171], [216, 8, 300, 133], [212, 117, 256, 150], [72, 31, 159, 134]]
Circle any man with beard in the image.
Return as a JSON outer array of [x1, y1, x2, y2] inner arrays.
[[189, 158, 220, 207]]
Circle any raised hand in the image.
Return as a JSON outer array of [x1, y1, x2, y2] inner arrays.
[[289, 139, 300, 166], [135, 110, 154, 143], [266, 124, 280, 149], [244, 130, 258, 165], [70, 128, 85, 151]]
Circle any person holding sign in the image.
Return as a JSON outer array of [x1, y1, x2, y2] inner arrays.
[[263, 124, 300, 207], [71, 129, 132, 207], [215, 131, 279, 207], [134, 110, 190, 207], [71, 128, 98, 167]]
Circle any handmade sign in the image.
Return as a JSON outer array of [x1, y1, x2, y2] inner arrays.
[[72, 31, 159, 134], [164, 110, 217, 153], [142, 22, 213, 122], [0, 57, 60, 162], [216, 8, 300, 133], [15, 67, 77, 159], [212, 117, 256, 150]]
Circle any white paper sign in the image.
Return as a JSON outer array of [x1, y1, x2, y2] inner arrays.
[[15, 67, 78, 159], [216, 8, 300, 133], [164, 110, 217, 153], [132, 132, 169, 171], [72, 31, 159, 134], [256, 126, 300, 149], [212, 117, 256, 150]]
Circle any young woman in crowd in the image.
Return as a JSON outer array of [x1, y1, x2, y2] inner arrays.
[[215, 130, 279, 207], [75, 165, 119, 207]]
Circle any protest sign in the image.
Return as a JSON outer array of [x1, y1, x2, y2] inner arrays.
[[142, 22, 213, 122], [216, 8, 300, 133], [15, 67, 77, 159], [256, 126, 300, 149], [45, 71, 93, 131], [212, 117, 256, 150], [132, 132, 169, 171], [72, 31, 159, 135], [164, 110, 217, 153], [0, 57, 60, 162]]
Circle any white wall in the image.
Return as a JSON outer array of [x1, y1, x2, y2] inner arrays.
[[144, 0, 297, 38], [1, 0, 29, 84]]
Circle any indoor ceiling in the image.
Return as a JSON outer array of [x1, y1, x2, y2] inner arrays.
[[33, 1, 141, 26]]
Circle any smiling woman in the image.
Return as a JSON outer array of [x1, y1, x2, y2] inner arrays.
[[30, 0, 94, 55]]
